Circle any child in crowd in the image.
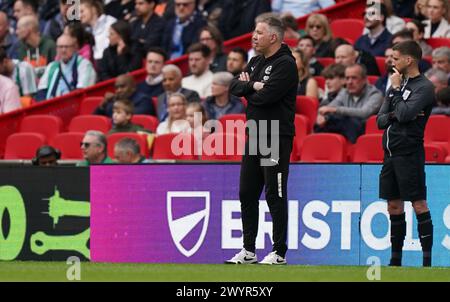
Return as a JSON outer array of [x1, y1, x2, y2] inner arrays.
[[108, 99, 148, 134]]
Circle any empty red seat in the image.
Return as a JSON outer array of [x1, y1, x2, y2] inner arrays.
[[316, 57, 335, 68], [300, 133, 347, 162], [107, 132, 150, 158], [4, 132, 46, 159], [365, 115, 383, 134], [424, 115, 450, 154], [375, 56, 386, 75], [201, 132, 245, 162], [79, 97, 104, 115], [424, 143, 447, 163], [19, 115, 63, 142], [51, 132, 85, 160], [425, 38, 450, 49], [352, 134, 384, 163], [330, 18, 365, 42], [68, 115, 111, 134], [295, 96, 319, 133], [314, 76, 325, 90], [218, 113, 247, 136], [367, 75, 379, 85], [152, 133, 197, 160], [291, 114, 309, 161], [131, 115, 159, 132], [283, 38, 299, 48]]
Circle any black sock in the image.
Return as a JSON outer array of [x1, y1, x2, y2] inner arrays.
[[417, 211, 433, 267], [389, 213, 406, 266]]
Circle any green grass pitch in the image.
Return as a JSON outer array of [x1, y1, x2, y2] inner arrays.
[[0, 262, 449, 282]]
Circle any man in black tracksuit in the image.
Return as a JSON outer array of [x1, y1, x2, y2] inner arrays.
[[377, 41, 435, 267], [225, 13, 298, 265]]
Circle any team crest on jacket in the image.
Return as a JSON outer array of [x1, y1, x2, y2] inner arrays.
[[265, 66, 272, 74]]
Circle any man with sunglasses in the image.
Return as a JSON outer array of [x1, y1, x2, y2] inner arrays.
[[77, 130, 114, 166]]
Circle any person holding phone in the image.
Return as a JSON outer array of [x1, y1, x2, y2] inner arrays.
[[377, 40, 436, 267]]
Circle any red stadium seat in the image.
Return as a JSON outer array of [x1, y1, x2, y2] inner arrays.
[[19, 115, 63, 142], [365, 115, 383, 134], [79, 97, 104, 115], [68, 115, 111, 134], [367, 75, 379, 85], [283, 38, 299, 48], [316, 57, 335, 68], [300, 133, 347, 162], [152, 133, 197, 160], [295, 96, 319, 133], [425, 38, 450, 49], [4, 132, 46, 159], [424, 143, 447, 163], [375, 57, 386, 75], [201, 132, 245, 162], [152, 97, 158, 112], [218, 114, 247, 136], [330, 18, 365, 42], [424, 115, 450, 154], [131, 115, 159, 132], [51, 132, 85, 160], [107, 132, 150, 159], [291, 114, 309, 161], [352, 134, 384, 163], [314, 76, 325, 90]]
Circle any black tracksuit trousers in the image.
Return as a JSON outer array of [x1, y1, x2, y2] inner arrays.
[[239, 136, 293, 258]]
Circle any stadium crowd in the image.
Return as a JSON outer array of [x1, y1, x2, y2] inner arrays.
[[0, 0, 450, 163]]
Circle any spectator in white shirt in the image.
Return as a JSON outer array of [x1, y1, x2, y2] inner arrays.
[[182, 42, 213, 98]]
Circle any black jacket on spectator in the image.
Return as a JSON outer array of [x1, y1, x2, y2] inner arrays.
[[218, 0, 271, 40], [315, 40, 334, 58], [105, 0, 135, 20], [131, 13, 166, 55], [98, 44, 144, 81], [391, 0, 415, 18], [210, 53, 228, 72], [357, 50, 381, 76], [136, 80, 164, 100], [161, 12, 206, 57]]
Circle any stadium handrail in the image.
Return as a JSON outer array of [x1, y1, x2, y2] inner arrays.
[[0, 0, 366, 158]]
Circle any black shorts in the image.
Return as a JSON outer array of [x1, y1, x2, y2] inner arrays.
[[379, 150, 426, 202]]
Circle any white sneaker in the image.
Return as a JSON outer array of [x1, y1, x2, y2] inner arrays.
[[225, 249, 258, 264], [259, 251, 287, 265]]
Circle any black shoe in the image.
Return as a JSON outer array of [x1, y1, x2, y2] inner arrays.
[[423, 257, 431, 267], [389, 258, 402, 266]]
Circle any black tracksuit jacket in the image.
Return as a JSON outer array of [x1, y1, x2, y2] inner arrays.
[[229, 44, 298, 138], [377, 74, 435, 156]]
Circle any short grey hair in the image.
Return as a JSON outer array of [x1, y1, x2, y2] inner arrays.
[[162, 64, 182, 77], [432, 46, 450, 61], [346, 63, 367, 79], [114, 137, 141, 155], [212, 72, 234, 86], [425, 68, 448, 84], [85, 130, 107, 153], [255, 12, 285, 41]]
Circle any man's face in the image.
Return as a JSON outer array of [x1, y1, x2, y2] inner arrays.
[[385, 48, 394, 72], [56, 36, 76, 63], [363, 6, 382, 30], [392, 50, 410, 74], [345, 66, 366, 95], [432, 55, 450, 73], [188, 51, 209, 76], [0, 13, 9, 40], [335, 46, 355, 66], [226, 51, 246, 75], [135, 0, 153, 17], [38, 155, 58, 166], [115, 77, 134, 98], [114, 148, 135, 164], [174, 0, 195, 22], [81, 135, 103, 162], [298, 39, 315, 60], [13, 1, 30, 20], [325, 76, 346, 94], [162, 70, 181, 92], [252, 22, 274, 55], [15, 20, 29, 40], [146, 52, 165, 77]]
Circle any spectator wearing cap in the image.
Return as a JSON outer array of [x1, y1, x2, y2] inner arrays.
[[32, 145, 60, 166]]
